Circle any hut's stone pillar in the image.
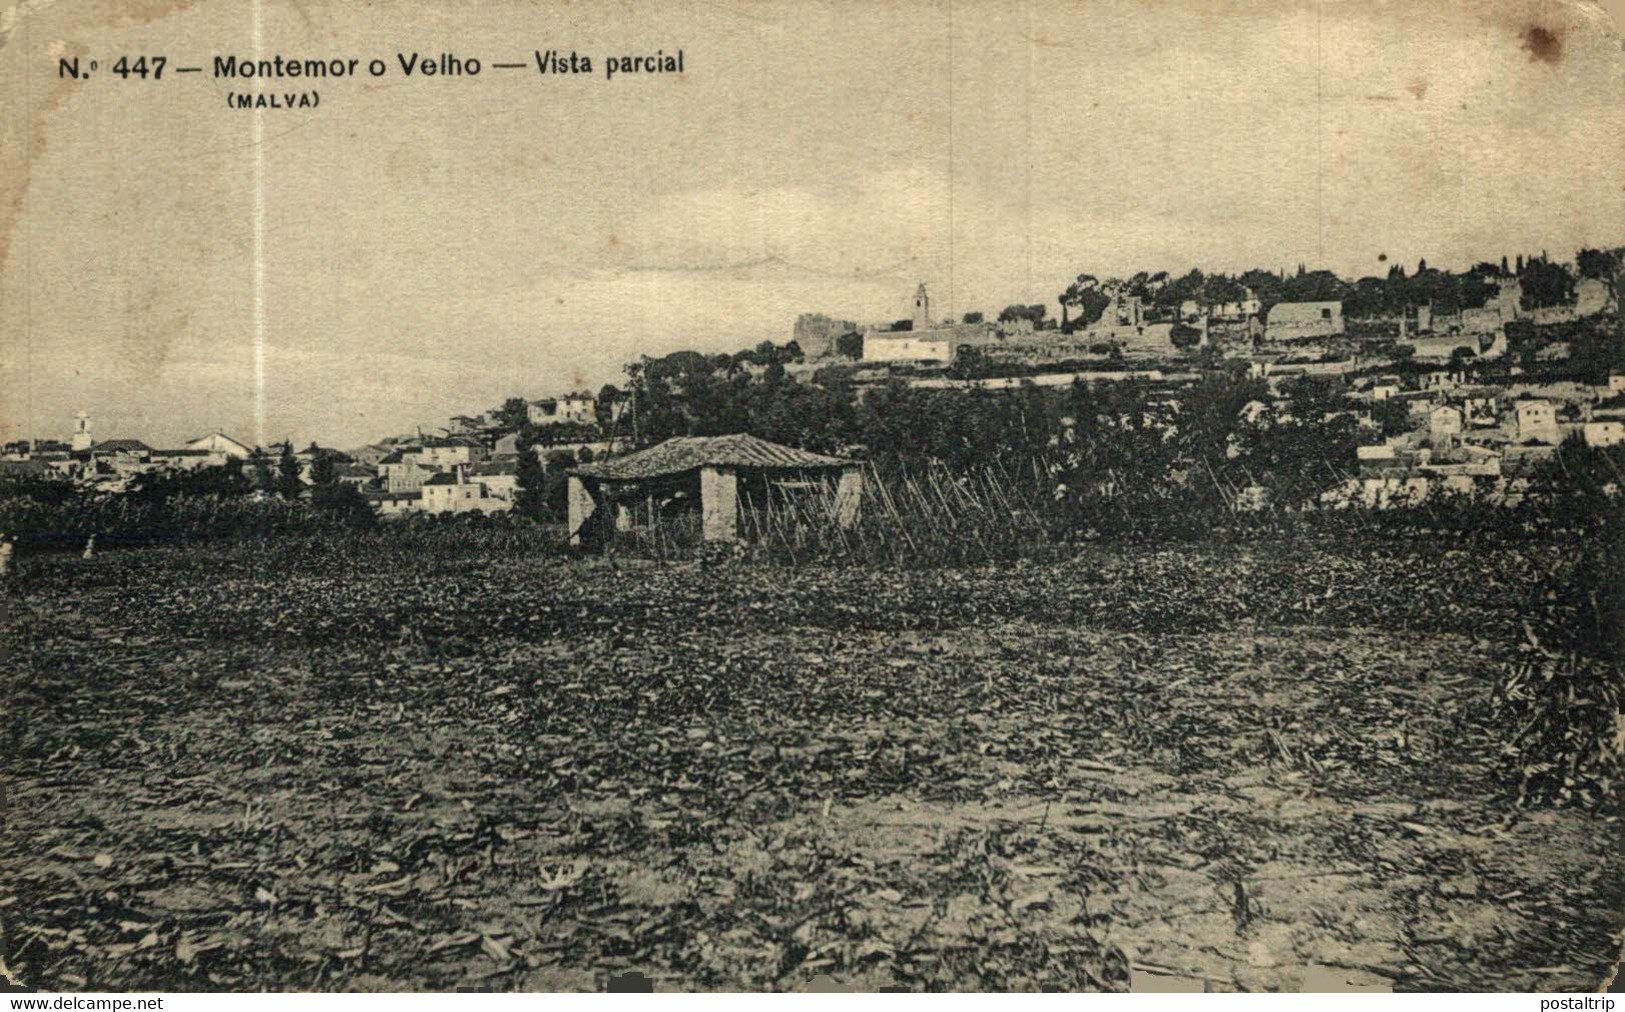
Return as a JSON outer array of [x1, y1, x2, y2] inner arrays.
[[567, 476, 596, 546], [699, 466, 738, 542], [834, 466, 863, 529]]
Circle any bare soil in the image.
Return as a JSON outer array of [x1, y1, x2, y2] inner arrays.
[[2, 539, 1619, 991]]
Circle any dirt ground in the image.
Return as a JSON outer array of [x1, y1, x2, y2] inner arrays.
[[2, 539, 1620, 991]]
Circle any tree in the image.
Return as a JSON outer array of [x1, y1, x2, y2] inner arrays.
[[1457, 270, 1497, 311], [1280, 269, 1349, 304], [596, 384, 622, 427], [997, 304, 1048, 326], [1371, 398, 1411, 438], [962, 311, 984, 324], [217, 457, 252, 497], [1059, 275, 1111, 331], [1155, 269, 1206, 311], [494, 397, 531, 432], [947, 346, 995, 380], [128, 458, 254, 501], [1519, 257, 1575, 309], [1577, 247, 1623, 281], [514, 438, 549, 521], [1345, 277, 1392, 319], [1238, 268, 1284, 318], [1179, 371, 1268, 463], [1202, 274, 1247, 306], [309, 452, 337, 486], [310, 482, 375, 528], [835, 331, 864, 360], [249, 450, 275, 495], [889, 319, 914, 332], [275, 444, 304, 499], [1169, 323, 1203, 349], [1283, 376, 1346, 422]]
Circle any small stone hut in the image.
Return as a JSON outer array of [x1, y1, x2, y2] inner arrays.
[[567, 434, 862, 545]]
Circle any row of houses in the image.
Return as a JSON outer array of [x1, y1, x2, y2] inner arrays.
[[367, 462, 518, 517], [1331, 372, 1625, 505], [437, 395, 604, 439], [0, 429, 262, 491], [0, 417, 538, 517]]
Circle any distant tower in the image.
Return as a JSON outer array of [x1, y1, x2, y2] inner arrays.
[[913, 283, 930, 332], [71, 411, 92, 452]]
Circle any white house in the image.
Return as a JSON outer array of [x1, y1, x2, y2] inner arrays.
[[1429, 405, 1463, 443], [184, 432, 254, 459], [421, 468, 513, 515], [1583, 421, 1624, 447], [465, 460, 520, 500], [528, 396, 596, 426], [378, 448, 433, 492], [1265, 301, 1344, 340], [1515, 400, 1560, 445], [863, 335, 954, 363], [418, 437, 487, 468], [1370, 376, 1402, 401], [366, 490, 421, 517]]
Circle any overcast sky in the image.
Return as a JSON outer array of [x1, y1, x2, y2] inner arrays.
[[3, 0, 1623, 448]]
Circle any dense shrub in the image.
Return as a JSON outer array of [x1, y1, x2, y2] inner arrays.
[[0, 493, 371, 551]]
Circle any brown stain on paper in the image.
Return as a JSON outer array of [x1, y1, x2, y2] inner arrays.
[[1520, 23, 1564, 63]]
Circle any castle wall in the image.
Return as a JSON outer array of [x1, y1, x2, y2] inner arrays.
[[794, 313, 858, 358]]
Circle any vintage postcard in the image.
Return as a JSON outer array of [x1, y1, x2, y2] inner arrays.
[[2, 0, 1623, 996]]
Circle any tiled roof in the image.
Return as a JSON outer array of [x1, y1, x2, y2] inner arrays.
[[185, 432, 253, 453], [572, 434, 851, 481], [422, 472, 460, 486], [92, 439, 151, 453], [467, 461, 517, 476]]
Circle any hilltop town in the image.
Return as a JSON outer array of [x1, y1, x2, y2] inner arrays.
[[4, 248, 1622, 520]]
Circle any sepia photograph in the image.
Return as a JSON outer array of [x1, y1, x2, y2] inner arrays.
[[1, 0, 1623, 996]]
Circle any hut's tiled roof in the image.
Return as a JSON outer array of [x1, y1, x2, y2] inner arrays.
[[572, 434, 851, 481]]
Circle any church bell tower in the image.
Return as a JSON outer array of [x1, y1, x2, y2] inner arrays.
[[912, 283, 930, 331]]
